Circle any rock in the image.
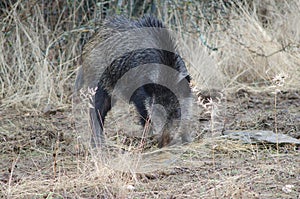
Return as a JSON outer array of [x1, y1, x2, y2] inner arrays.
[[222, 130, 300, 145]]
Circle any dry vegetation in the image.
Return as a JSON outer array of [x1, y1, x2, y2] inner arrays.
[[0, 0, 299, 198]]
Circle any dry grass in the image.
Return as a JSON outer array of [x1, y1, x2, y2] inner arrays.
[[171, 0, 300, 91], [1, 0, 299, 108], [0, 0, 84, 110], [1, 115, 298, 198], [0, 0, 300, 198]]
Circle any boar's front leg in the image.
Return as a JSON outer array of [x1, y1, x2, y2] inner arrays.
[[91, 85, 112, 147]]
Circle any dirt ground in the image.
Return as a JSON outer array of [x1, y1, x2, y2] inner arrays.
[[0, 89, 299, 198]]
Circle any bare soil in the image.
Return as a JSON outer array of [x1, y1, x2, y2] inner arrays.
[[0, 90, 299, 198]]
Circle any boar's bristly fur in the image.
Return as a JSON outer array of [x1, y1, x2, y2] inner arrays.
[[75, 15, 192, 148]]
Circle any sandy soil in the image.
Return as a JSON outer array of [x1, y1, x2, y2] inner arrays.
[[0, 89, 299, 198]]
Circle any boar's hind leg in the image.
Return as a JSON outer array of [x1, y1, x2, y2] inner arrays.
[[130, 87, 150, 127], [91, 85, 112, 147]]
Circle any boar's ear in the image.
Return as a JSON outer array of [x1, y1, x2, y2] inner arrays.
[[185, 75, 191, 83], [176, 73, 191, 85], [74, 66, 84, 92]]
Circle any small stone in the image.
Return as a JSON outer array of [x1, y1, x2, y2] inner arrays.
[[223, 130, 300, 145], [282, 184, 294, 193]]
